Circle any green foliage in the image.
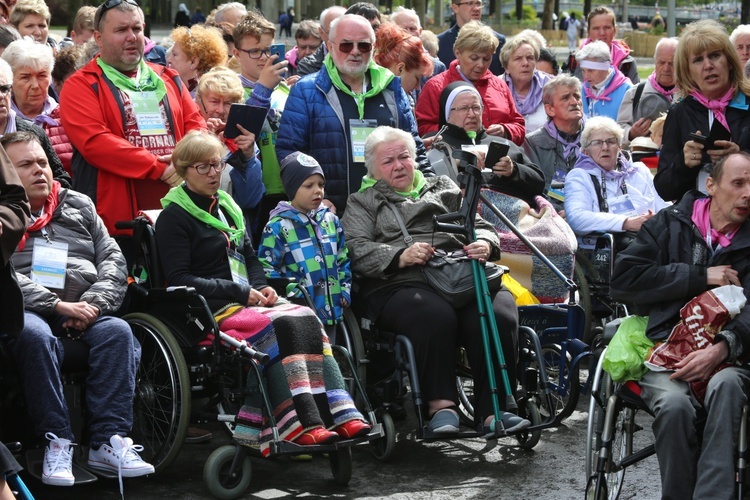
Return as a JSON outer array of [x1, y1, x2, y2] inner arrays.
[[508, 5, 537, 20]]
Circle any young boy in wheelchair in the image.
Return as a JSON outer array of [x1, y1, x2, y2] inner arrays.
[[610, 152, 750, 499], [2, 132, 154, 486], [257, 152, 351, 342]]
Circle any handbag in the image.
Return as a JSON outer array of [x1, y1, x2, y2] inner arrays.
[[384, 199, 503, 308]]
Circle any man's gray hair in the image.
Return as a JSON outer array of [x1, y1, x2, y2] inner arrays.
[[654, 37, 678, 59], [542, 74, 581, 106], [364, 126, 416, 176], [214, 2, 247, 24], [320, 5, 347, 32], [391, 6, 420, 28], [575, 40, 611, 63], [329, 14, 375, 43], [0, 58, 13, 83]]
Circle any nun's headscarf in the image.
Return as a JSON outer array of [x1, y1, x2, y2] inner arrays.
[[438, 81, 483, 127]]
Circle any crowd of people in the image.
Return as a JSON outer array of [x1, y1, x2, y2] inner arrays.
[[0, 1, 749, 498]]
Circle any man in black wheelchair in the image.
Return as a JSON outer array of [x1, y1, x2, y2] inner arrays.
[[3, 132, 154, 487], [610, 152, 750, 499]]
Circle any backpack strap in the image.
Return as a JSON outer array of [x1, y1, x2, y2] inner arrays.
[[590, 174, 608, 213], [632, 81, 647, 116]]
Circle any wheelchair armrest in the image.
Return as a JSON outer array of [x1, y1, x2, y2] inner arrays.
[[147, 286, 199, 300]]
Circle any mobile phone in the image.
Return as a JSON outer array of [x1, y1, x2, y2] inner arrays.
[[269, 43, 285, 61], [485, 139, 511, 169], [689, 132, 707, 145], [224, 103, 267, 139]]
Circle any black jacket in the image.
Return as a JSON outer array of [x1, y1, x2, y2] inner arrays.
[[654, 94, 750, 202], [610, 190, 750, 359], [155, 186, 268, 312], [296, 44, 325, 77], [437, 124, 545, 205]]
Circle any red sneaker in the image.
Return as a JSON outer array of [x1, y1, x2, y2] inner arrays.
[[335, 419, 371, 439], [294, 427, 340, 446]]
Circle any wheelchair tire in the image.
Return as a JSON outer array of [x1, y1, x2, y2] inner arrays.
[[125, 313, 191, 475], [203, 445, 252, 500], [334, 308, 367, 408], [370, 410, 396, 462], [539, 344, 580, 423], [456, 371, 474, 427], [586, 360, 612, 481], [329, 446, 353, 485], [603, 405, 634, 499], [515, 398, 542, 449]]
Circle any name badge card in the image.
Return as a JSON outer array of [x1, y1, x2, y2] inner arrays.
[[608, 194, 638, 217], [349, 119, 378, 163], [547, 167, 567, 202], [31, 239, 68, 289], [130, 91, 167, 136], [227, 249, 249, 286]]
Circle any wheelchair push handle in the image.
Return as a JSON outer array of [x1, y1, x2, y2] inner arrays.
[[218, 331, 270, 365]]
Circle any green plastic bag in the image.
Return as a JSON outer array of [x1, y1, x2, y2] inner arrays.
[[602, 315, 654, 383]]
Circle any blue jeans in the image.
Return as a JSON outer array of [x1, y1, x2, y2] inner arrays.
[[11, 311, 141, 448]]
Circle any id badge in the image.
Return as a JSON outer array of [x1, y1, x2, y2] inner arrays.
[[349, 119, 378, 164], [547, 167, 567, 202], [31, 238, 68, 289], [130, 91, 167, 136], [227, 248, 249, 286], [608, 194, 638, 217]]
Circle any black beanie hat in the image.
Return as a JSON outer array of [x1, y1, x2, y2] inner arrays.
[[280, 151, 325, 199]]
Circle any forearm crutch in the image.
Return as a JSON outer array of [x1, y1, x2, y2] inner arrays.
[[433, 150, 517, 427]]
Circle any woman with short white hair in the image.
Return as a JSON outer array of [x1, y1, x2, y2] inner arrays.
[[564, 116, 667, 237], [577, 40, 632, 120], [2, 38, 72, 174], [730, 24, 750, 68]]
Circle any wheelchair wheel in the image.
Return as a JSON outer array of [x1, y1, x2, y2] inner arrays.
[[203, 445, 252, 500], [515, 398, 542, 449], [538, 344, 580, 423], [334, 308, 367, 408], [329, 446, 353, 485], [125, 313, 191, 474], [586, 351, 613, 480], [370, 410, 396, 462], [456, 351, 474, 426], [604, 405, 634, 499]]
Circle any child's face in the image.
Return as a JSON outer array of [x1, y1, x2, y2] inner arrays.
[[291, 174, 325, 213]]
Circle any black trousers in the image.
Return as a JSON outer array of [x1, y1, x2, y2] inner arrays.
[[378, 285, 518, 421]]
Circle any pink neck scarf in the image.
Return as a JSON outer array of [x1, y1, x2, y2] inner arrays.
[[688, 86, 735, 133], [583, 69, 630, 102], [648, 72, 676, 99], [691, 197, 739, 248]]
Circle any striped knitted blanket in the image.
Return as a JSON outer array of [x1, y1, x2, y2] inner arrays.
[[215, 301, 362, 455], [479, 191, 577, 303]]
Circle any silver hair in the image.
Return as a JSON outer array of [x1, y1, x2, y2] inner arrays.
[[542, 73, 581, 105], [2, 38, 53, 74], [320, 5, 347, 32], [214, 2, 247, 24], [581, 116, 624, 148], [653, 37, 678, 59], [730, 24, 750, 44], [0, 58, 13, 82], [329, 14, 375, 43], [391, 6, 421, 29], [575, 40, 611, 63], [364, 126, 416, 177]]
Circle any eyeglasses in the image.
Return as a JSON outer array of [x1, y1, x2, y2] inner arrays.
[[0, 84, 12, 95], [334, 41, 373, 54], [456, 1, 486, 8], [190, 160, 227, 175], [236, 47, 271, 59], [450, 105, 482, 115], [587, 137, 619, 149]]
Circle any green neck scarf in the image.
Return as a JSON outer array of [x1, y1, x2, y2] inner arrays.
[[161, 186, 246, 245], [466, 131, 477, 140], [97, 57, 167, 102], [359, 170, 427, 199], [323, 55, 394, 119]]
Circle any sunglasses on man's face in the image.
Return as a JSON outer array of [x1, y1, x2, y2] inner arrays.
[[335, 41, 372, 54]]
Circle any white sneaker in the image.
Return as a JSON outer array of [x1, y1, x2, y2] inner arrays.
[[88, 434, 154, 478], [42, 432, 75, 486]]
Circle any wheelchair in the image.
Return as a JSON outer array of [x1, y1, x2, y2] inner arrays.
[[117, 214, 382, 499], [584, 320, 750, 500]]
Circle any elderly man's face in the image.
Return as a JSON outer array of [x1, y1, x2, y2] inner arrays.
[[735, 34, 750, 68], [372, 140, 415, 192], [95, 8, 145, 72], [706, 155, 750, 230], [393, 13, 421, 36], [328, 19, 373, 78], [545, 85, 583, 124], [654, 43, 676, 88], [588, 14, 616, 47]]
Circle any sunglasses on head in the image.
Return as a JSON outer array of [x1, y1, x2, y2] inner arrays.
[[101, 0, 139, 10], [336, 41, 372, 54]]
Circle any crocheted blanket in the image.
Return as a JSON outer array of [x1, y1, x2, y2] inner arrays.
[[479, 191, 577, 303], [215, 301, 361, 455]]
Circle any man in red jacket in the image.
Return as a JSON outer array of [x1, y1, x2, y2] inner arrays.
[[59, 0, 205, 250]]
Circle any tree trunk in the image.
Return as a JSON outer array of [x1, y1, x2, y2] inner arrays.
[[516, 0, 522, 20], [744, 0, 750, 24], [542, 0, 554, 29], [584, 0, 592, 18]]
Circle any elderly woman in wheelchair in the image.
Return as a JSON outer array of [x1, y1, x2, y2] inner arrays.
[[154, 130, 370, 454], [2, 131, 154, 487], [341, 125, 530, 437]]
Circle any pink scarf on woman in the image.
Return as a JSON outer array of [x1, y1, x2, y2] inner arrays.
[[583, 69, 630, 102], [688, 86, 735, 133]]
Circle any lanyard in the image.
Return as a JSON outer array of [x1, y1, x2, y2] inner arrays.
[[600, 172, 628, 213]]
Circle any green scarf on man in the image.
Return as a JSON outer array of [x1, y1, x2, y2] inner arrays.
[[323, 54, 394, 120]]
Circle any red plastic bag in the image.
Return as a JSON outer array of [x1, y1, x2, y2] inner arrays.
[[645, 285, 745, 402]]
